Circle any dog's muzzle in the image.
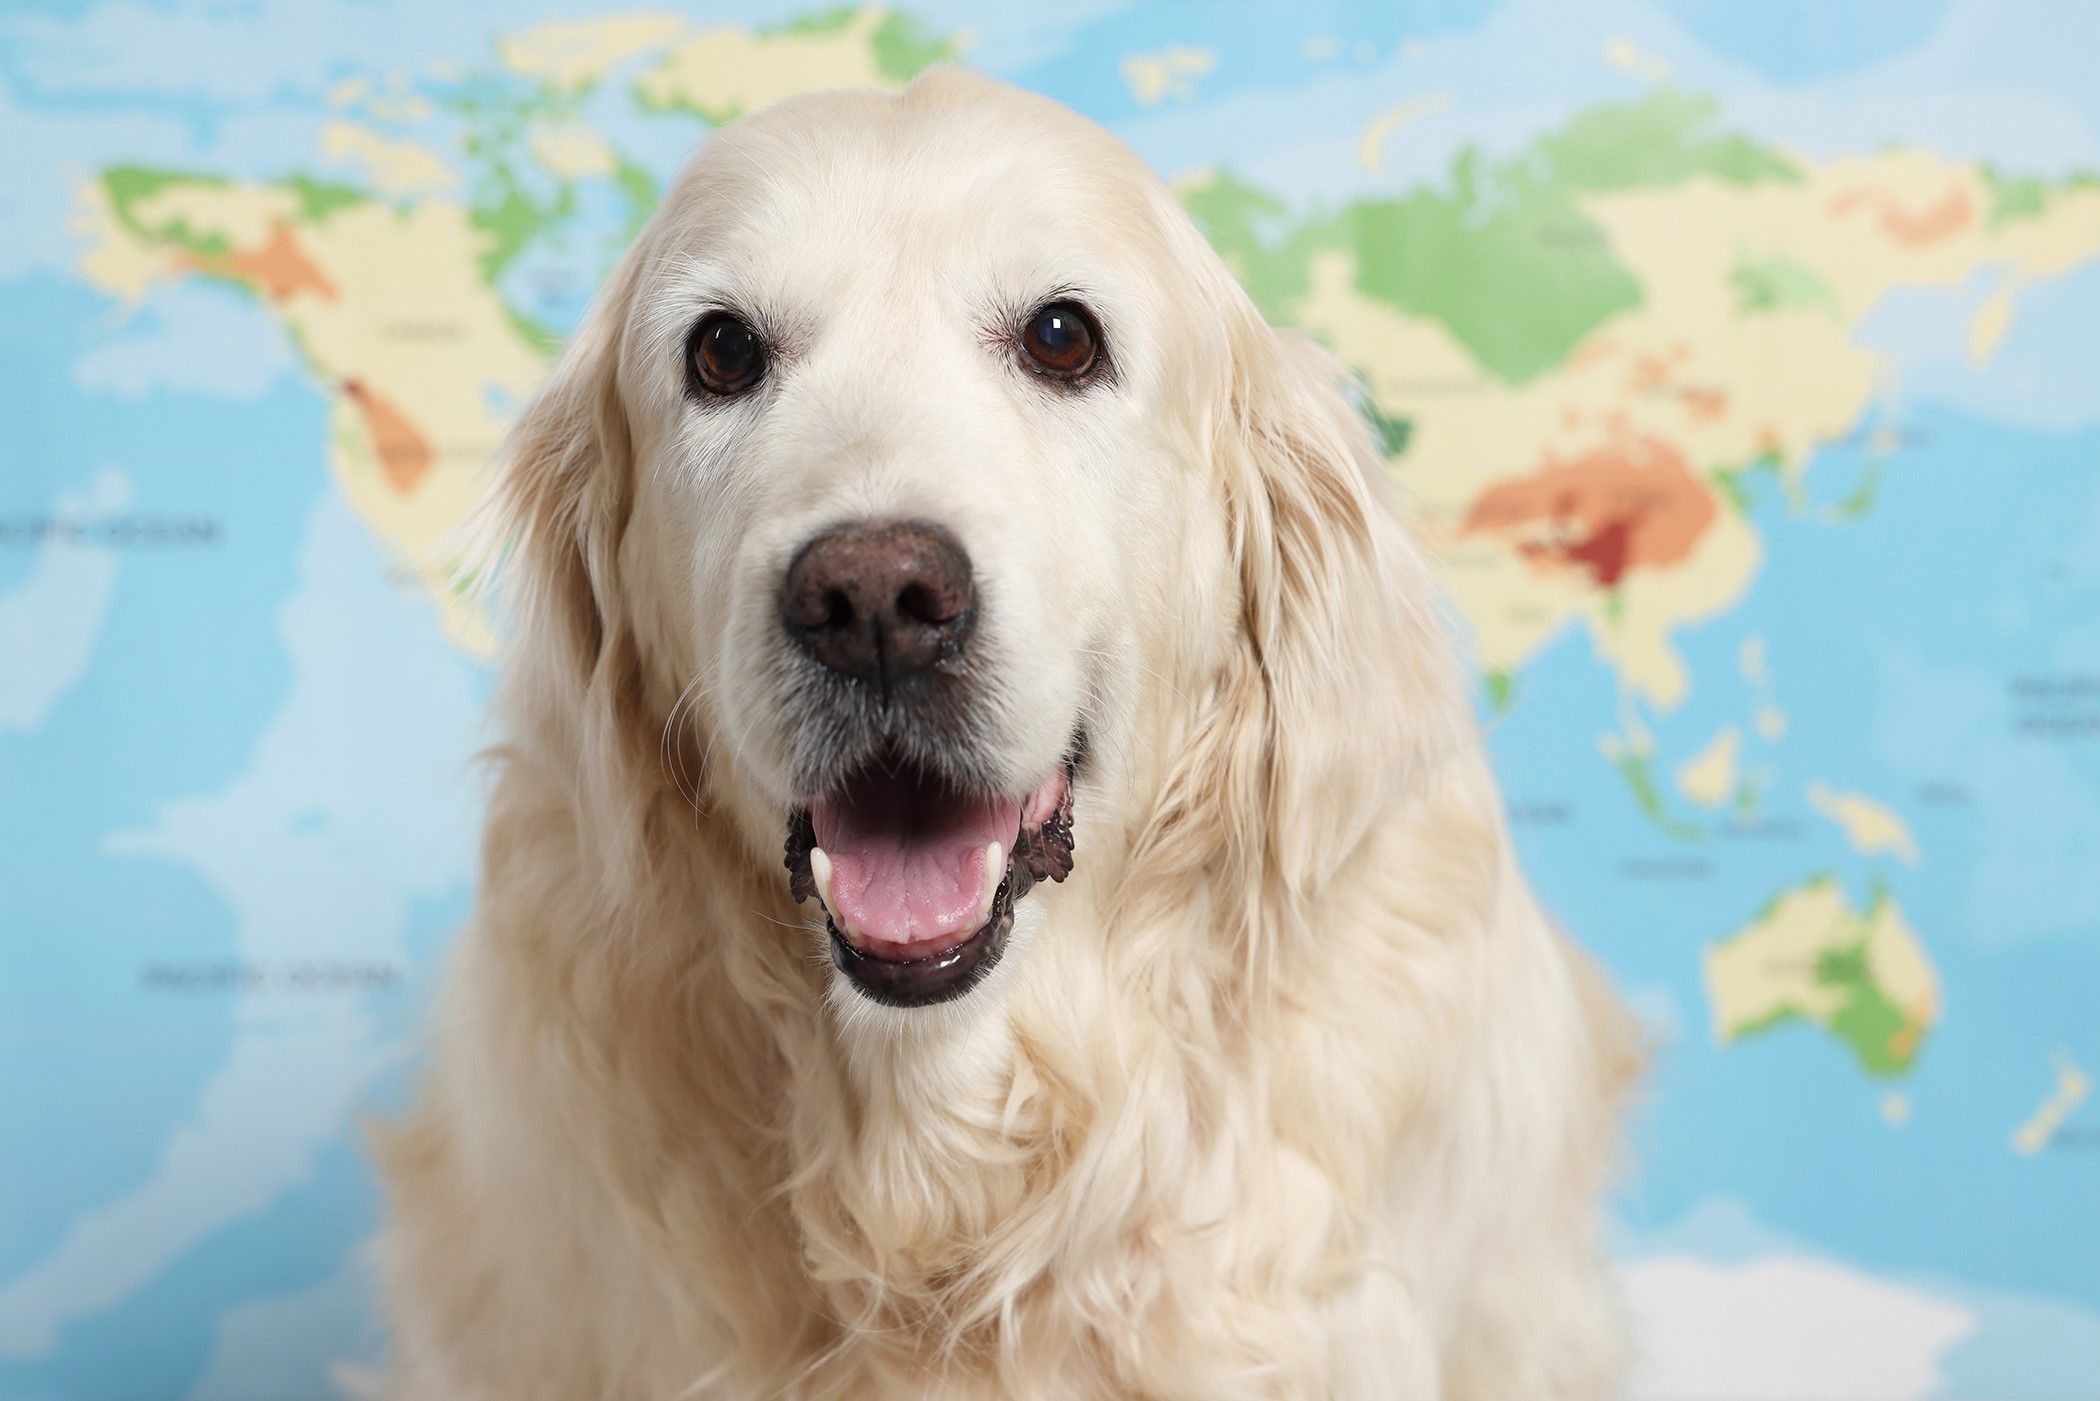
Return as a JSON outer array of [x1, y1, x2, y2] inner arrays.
[[774, 517, 1079, 1006]]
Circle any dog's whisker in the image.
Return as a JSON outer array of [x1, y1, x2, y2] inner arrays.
[[659, 671, 708, 804], [1073, 643, 1193, 708]]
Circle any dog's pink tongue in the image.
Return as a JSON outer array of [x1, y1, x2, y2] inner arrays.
[[812, 773, 1018, 950]]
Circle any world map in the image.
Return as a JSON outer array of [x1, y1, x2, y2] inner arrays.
[[2, 2, 2096, 1396]]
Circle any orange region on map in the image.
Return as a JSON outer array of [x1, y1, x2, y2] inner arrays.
[[1826, 184, 1974, 247], [184, 222, 337, 303], [342, 379, 435, 493], [1621, 344, 1730, 423], [1461, 436, 1717, 590]]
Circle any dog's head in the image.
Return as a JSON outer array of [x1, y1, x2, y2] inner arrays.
[[491, 70, 1459, 1015]]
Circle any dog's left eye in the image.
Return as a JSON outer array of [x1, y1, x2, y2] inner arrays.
[[1021, 301, 1100, 380], [688, 313, 766, 396]]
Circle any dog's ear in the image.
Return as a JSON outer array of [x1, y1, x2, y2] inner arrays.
[[1141, 275, 1469, 950], [476, 249, 661, 884], [488, 252, 640, 689]]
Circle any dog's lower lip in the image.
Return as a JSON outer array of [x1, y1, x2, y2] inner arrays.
[[823, 890, 1011, 1008], [829, 906, 986, 960]]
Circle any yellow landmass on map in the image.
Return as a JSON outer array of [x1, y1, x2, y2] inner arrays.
[[72, 184, 166, 303], [322, 123, 454, 195], [1969, 284, 2016, 364], [530, 124, 618, 179], [1607, 37, 1672, 84], [1704, 877, 1939, 1075], [1356, 93, 1454, 173], [1577, 151, 2100, 483], [1121, 46, 1217, 106], [499, 14, 686, 89], [635, 8, 908, 121], [366, 90, 434, 125], [2013, 1052, 2090, 1156], [1298, 246, 1763, 706], [324, 74, 431, 123], [71, 10, 951, 656], [133, 182, 305, 252], [1676, 726, 1741, 807], [1809, 782, 1922, 865], [76, 180, 545, 653], [1275, 144, 2100, 709]]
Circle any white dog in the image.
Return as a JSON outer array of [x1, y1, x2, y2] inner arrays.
[[375, 69, 1637, 1399]]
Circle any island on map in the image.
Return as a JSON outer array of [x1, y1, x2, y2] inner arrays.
[[1703, 877, 1940, 1075]]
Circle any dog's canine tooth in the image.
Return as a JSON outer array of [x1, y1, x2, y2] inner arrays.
[[977, 842, 1002, 924], [810, 847, 836, 918]]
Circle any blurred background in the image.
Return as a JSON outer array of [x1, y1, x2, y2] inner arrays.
[[2, 2, 2097, 1397]]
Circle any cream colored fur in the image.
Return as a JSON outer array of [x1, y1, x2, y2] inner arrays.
[[375, 70, 1638, 1399]]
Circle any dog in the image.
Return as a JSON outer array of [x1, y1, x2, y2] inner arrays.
[[374, 68, 1638, 1400]]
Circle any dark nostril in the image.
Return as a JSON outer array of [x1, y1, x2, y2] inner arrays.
[[780, 520, 975, 691], [895, 582, 943, 627]]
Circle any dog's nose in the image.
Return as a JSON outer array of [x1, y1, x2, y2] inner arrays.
[[781, 521, 975, 694]]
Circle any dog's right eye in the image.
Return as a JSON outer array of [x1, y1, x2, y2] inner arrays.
[[1021, 301, 1100, 381], [688, 313, 765, 397]]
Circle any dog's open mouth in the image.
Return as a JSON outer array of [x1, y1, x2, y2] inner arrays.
[[784, 750, 1076, 1008]]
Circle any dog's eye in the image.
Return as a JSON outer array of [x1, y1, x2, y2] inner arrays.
[[688, 313, 765, 396], [1021, 301, 1099, 380]]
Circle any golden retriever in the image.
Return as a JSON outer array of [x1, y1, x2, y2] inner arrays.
[[375, 69, 1637, 1399]]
